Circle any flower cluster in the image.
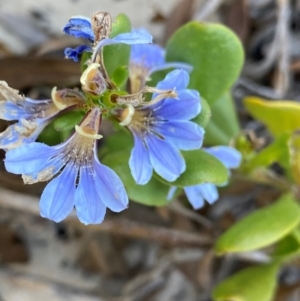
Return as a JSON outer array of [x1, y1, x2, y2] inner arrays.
[[0, 11, 241, 224]]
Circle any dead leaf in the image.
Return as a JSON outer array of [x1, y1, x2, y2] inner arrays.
[[222, 0, 249, 44], [0, 224, 29, 263], [164, 0, 195, 42], [0, 57, 81, 89]]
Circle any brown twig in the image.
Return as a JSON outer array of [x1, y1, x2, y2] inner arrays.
[[168, 199, 214, 229], [71, 219, 212, 248], [0, 187, 212, 248], [274, 0, 291, 95]]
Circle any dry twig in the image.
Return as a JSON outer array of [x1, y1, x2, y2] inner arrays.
[[0, 187, 212, 248]]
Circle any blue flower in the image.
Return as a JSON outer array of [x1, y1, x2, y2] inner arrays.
[[168, 146, 242, 209], [0, 82, 82, 150], [129, 35, 192, 93], [4, 108, 128, 224], [63, 14, 152, 62], [118, 69, 204, 185]]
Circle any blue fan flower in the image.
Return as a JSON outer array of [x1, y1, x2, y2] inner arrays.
[[129, 36, 192, 93], [63, 14, 152, 62], [4, 108, 128, 224], [118, 69, 204, 185], [168, 146, 242, 209], [0, 82, 81, 150]]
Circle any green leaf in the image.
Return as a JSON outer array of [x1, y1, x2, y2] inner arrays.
[[102, 150, 170, 206], [243, 133, 290, 173], [204, 92, 240, 145], [166, 22, 244, 105], [192, 96, 211, 128], [99, 130, 133, 157], [111, 65, 129, 88], [80, 51, 92, 72], [212, 264, 278, 301], [244, 97, 300, 136], [288, 132, 300, 185], [53, 110, 85, 132], [215, 193, 300, 254], [272, 229, 300, 263], [104, 14, 131, 77], [38, 120, 65, 146], [157, 149, 229, 187]]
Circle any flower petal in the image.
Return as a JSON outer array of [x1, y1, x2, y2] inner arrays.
[[22, 155, 65, 184], [63, 16, 94, 41], [75, 167, 106, 224], [0, 119, 49, 150], [184, 186, 205, 209], [130, 44, 165, 70], [205, 146, 242, 169], [156, 69, 189, 91], [40, 163, 77, 222], [92, 30, 153, 62], [167, 186, 177, 201], [0, 101, 30, 120], [152, 89, 201, 121], [113, 29, 153, 45], [153, 120, 204, 150], [129, 132, 153, 185], [197, 183, 219, 205], [94, 154, 128, 212], [64, 45, 92, 62], [149, 62, 193, 77], [5, 142, 60, 174], [146, 134, 185, 182]]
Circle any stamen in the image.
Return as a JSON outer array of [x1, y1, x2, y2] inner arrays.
[[51, 87, 67, 110], [119, 104, 135, 126], [80, 63, 100, 86], [116, 91, 144, 106], [143, 86, 178, 105], [80, 63, 107, 94], [75, 125, 103, 139]]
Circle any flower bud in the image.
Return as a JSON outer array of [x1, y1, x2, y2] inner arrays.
[[80, 63, 107, 95], [91, 11, 112, 43]]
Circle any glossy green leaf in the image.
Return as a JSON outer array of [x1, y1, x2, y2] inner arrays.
[[104, 14, 131, 77], [212, 264, 278, 301], [166, 22, 244, 105], [53, 110, 85, 132], [215, 193, 300, 254], [272, 229, 300, 263], [204, 92, 240, 145], [102, 150, 170, 206], [244, 97, 300, 136], [157, 149, 228, 187]]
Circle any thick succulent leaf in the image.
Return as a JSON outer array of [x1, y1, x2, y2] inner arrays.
[[215, 193, 300, 254], [157, 149, 229, 187], [166, 22, 244, 105], [212, 264, 278, 301], [104, 14, 131, 77], [244, 97, 300, 136], [204, 92, 240, 145]]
